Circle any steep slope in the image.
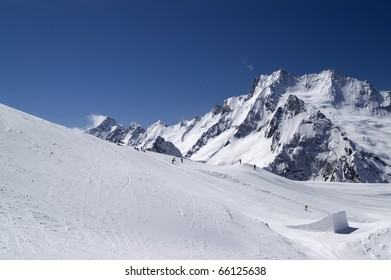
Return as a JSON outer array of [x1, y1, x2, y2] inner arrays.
[[0, 103, 304, 259], [1, 103, 391, 259], [86, 70, 391, 183]]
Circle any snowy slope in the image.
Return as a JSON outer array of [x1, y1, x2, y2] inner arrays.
[[86, 70, 391, 183], [1, 103, 391, 259]]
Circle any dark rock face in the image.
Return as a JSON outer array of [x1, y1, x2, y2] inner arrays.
[[285, 95, 306, 117], [186, 117, 232, 157], [212, 104, 231, 115], [148, 136, 182, 157], [265, 107, 283, 139], [86, 117, 119, 139], [234, 101, 262, 138], [264, 97, 390, 183]]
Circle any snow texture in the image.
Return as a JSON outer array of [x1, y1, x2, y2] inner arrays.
[[1, 103, 391, 259], [290, 211, 350, 233], [331, 211, 349, 233]]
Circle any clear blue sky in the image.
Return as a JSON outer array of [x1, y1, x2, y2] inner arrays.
[[1, 0, 390, 128]]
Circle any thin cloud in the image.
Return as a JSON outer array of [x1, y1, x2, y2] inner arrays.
[[72, 114, 107, 132], [88, 114, 107, 128], [242, 60, 254, 72]]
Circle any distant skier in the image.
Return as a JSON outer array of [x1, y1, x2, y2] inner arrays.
[[239, 159, 242, 164], [172, 157, 176, 164], [304, 205, 308, 211], [253, 164, 256, 170], [180, 158, 183, 163]]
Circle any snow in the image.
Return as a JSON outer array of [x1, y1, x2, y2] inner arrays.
[[331, 211, 349, 232], [290, 211, 350, 233], [1, 103, 391, 259]]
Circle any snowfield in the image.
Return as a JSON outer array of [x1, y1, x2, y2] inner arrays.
[[1, 103, 391, 259]]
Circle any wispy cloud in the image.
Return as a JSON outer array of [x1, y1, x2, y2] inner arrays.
[[72, 114, 107, 132], [242, 60, 254, 72], [88, 114, 107, 128]]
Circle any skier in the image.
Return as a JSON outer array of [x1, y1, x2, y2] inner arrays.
[[239, 159, 242, 164], [304, 205, 308, 211], [172, 157, 176, 164], [253, 164, 256, 170], [180, 158, 183, 163]]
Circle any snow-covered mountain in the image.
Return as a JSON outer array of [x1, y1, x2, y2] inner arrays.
[[86, 70, 391, 183], [2, 103, 391, 259]]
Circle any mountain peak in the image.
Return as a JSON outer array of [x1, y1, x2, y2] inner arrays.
[[128, 122, 143, 130], [100, 116, 117, 127], [319, 69, 348, 80], [85, 70, 391, 183], [253, 69, 296, 91], [85, 116, 119, 140], [150, 120, 167, 127], [273, 69, 289, 77]]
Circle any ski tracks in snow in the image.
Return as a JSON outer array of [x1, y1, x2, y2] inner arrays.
[[122, 175, 131, 192], [198, 169, 329, 215]]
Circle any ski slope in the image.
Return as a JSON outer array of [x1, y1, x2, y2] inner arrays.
[[1, 103, 391, 259]]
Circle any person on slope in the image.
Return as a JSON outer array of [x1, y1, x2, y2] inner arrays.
[[172, 157, 176, 164]]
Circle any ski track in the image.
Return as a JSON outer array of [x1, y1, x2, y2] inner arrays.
[[1, 103, 391, 259], [198, 168, 330, 214]]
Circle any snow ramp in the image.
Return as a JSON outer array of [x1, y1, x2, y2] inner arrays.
[[289, 211, 354, 233]]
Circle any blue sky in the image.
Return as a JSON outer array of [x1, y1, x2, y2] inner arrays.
[[1, 0, 390, 128]]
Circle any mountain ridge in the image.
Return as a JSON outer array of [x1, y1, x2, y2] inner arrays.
[[86, 70, 391, 183]]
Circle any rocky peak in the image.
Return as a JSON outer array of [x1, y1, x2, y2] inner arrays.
[[212, 104, 231, 115], [284, 95, 306, 116], [128, 122, 143, 130], [148, 136, 182, 157], [151, 120, 167, 127], [86, 117, 119, 139], [98, 117, 118, 129]]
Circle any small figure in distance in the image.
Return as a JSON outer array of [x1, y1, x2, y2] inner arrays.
[[239, 159, 242, 164], [181, 158, 183, 163], [253, 164, 256, 170], [304, 205, 308, 211], [172, 157, 176, 164]]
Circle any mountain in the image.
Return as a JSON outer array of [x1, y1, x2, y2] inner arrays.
[[147, 136, 182, 157], [2, 102, 391, 259], [86, 70, 391, 183]]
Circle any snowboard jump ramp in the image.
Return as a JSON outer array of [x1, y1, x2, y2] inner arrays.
[[290, 211, 355, 233]]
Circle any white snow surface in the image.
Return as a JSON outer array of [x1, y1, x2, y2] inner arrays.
[[1, 103, 391, 259]]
